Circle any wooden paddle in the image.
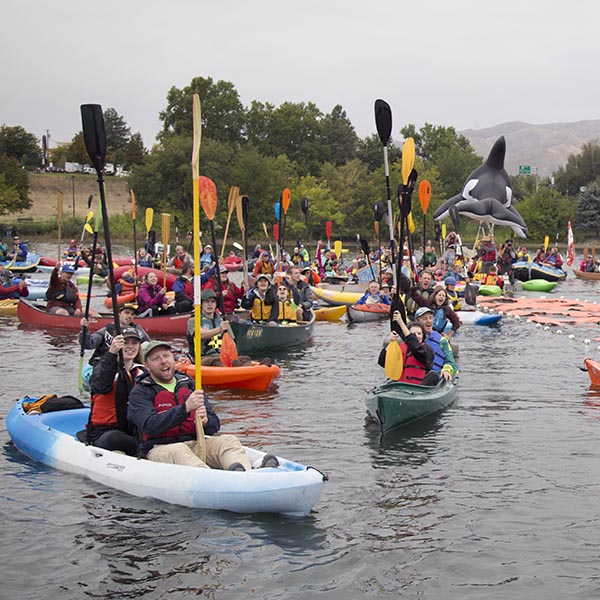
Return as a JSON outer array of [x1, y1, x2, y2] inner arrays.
[[130, 189, 138, 294], [236, 195, 250, 285], [80, 103, 120, 333], [262, 222, 273, 254], [419, 179, 432, 253], [190, 93, 206, 461], [161, 212, 170, 288], [280, 188, 291, 264], [56, 191, 63, 262], [220, 186, 239, 258]]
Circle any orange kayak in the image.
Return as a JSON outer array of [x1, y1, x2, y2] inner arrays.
[[174, 360, 281, 391], [584, 358, 600, 387]]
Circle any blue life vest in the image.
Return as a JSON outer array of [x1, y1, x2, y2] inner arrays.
[[425, 331, 446, 372], [433, 308, 449, 334]]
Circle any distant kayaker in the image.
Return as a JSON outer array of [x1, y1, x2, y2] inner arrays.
[[8, 235, 27, 262], [355, 281, 391, 306], [80, 327, 145, 456], [127, 340, 278, 471], [204, 265, 244, 315]]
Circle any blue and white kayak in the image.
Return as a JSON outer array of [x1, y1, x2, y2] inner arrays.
[[6, 399, 326, 517], [456, 310, 502, 326], [0, 253, 41, 273], [11, 278, 49, 300]]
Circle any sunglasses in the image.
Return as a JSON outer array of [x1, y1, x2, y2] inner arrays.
[[278, 287, 288, 291]]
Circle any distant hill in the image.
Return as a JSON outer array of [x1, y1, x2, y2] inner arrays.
[[460, 120, 600, 178]]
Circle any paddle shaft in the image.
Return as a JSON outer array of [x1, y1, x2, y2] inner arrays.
[[209, 220, 226, 315], [131, 191, 138, 296]]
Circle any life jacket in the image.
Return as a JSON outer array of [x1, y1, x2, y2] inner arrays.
[[259, 260, 274, 274], [143, 380, 196, 444], [433, 307, 449, 334], [251, 295, 271, 322], [201, 314, 223, 354], [406, 289, 430, 316], [425, 331, 446, 372], [90, 365, 144, 427], [399, 343, 428, 384], [172, 256, 185, 270], [45, 280, 78, 304], [446, 288, 460, 310], [275, 300, 297, 323], [175, 275, 193, 299], [483, 274, 500, 285]]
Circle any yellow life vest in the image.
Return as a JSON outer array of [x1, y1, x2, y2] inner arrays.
[[251, 296, 271, 322], [276, 300, 297, 323]]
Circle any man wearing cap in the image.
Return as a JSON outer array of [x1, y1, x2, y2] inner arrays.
[[45, 264, 83, 316], [204, 264, 243, 315], [80, 303, 150, 367], [82, 327, 145, 455], [241, 273, 275, 322], [8, 235, 28, 262], [186, 289, 230, 362], [128, 341, 275, 471], [415, 306, 458, 381]]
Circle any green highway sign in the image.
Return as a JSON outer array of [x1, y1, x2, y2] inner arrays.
[[519, 165, 531, 175]]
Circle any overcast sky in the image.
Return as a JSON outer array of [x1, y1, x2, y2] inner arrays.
[[2, 0, 599, 149]]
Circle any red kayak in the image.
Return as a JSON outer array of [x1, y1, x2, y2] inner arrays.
[[112, 266, 177, 290], [17, 298, 189, 336]]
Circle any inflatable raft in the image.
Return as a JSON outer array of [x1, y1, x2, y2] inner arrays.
[[6, 399, 325, 516], [347, 302, 390, 323]]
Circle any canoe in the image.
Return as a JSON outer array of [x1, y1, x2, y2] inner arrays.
[[0, 298, 19, 316], [229, 316, 315, 354], [1, 254, 41, 273], [311, 286, 363, 306], [366, 378, 459, 434], [347, 302, 390, 323], [314, 305, 347, 322], [521, 279, 557, 292], [457, 310, 502, 326], [512, 261, 567, 282], [478, 284, 502, 296], [573, 269, 600, 281], [174, 361, 281, 391], [6, 399, 325, 517], [584, 358, 600, 386], [17, 298, 190, 336]]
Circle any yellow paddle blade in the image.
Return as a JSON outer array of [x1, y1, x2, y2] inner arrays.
[[544, 235, 549, 251], [84, 223, 93, 235], [401, 137, 415, 185], [145, 208, 154, 233], [86, 210, 94, 223], [442, 223, 447, 239], [334, 240, 342, 258], [384, 340, 403, 380], [407, 212, 415, 234]]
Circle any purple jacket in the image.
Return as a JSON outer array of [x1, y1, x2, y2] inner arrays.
[[137, 282, 167, 311]]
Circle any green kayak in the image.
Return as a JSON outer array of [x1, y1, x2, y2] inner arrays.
[[521, 279, 557, 292], [366, 378, 458, 434], [76, 274, 105, 286], [478, 284, 502, 297]]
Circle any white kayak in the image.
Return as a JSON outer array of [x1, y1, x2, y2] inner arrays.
[[456, 310, 502, 326], [37, 264, 91, 276], [7, 399, 326, 517]]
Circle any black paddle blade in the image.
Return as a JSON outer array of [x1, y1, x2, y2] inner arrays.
[[464, 282, 477, 306], [374, 99, 392, 146], [374, 201, 384, 222], [87, 194, 94, 209], [241, 195, 250, 229], [81, 104, 106, 174], [390, 295, 405, 334], [360, 238, 371, 255], [301, 197, 309, 215]]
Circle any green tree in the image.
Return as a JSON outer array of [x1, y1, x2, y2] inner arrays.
[[123, 132, 147, 169], [320, 105, 358, 166], [65, 132, 89, 164], [0, 153, 31, 213], [159, 76, 245, 146], [103, 108, 131, 152], [553, 141, 600, 196], [356, 134, 402, 172], [573, 181, 600, 237], [0, 125, 41, 167], [517, 187, 574, 242]]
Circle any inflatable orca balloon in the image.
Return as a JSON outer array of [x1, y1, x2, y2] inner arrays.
[[433, 136, 528, 238]]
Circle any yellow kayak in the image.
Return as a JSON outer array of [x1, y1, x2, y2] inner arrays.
[[0, 299, 19, 317], [314, 305, 347, 321], [311, 286, 363, 306]]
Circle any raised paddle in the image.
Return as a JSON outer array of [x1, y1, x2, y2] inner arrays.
[[78, 208, 103, 394], [161, 212, 170, 288], [130, 189, 138, 294], [235, 195, 250, 285], [325, 220, 332, 248], [145, 207, 154, 257], [360, 237, 374, 280], [220, 186, 239, 258], [79, 194, 94, 243], [262, 221, 273, 254], [80, 103, 120, 334], [544, 235, 550, 253], [334, 240, 342, 261], [190, 93, 206, 461], [280, 188, 291, 264], [199, 175, 225, 315], [374, 201, 384, 284], [56, 191, 63, 262], [301, 196, 309, 240], [419, 179, 432, 253]]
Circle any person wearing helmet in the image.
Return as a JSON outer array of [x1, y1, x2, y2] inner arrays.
[[65, 239, 79, 259]]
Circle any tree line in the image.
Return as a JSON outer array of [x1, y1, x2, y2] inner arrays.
[[2, 75, 600, 246]]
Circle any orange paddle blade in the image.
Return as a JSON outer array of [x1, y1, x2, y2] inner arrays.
[[281, 188, 291, 214], [220, 332, 238, 367], [130, 189, 136, 220], [198, 176, 218, 220], [418, 180, 432, 214]]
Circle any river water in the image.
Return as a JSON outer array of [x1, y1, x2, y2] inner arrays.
[[2, 245, 600, 599]]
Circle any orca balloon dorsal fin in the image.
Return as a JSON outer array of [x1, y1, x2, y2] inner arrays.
[[486, 136, 506, 170]]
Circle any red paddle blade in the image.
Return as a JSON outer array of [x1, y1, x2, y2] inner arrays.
[[198, 176, 218, 220], [220, 332, 238, 367], [273, 223, 279, 241], [325, 220, 332, 240]]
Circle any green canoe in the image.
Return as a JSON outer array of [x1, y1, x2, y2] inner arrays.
[[229, 315, 315, 354], [366, 378, 458, 434]]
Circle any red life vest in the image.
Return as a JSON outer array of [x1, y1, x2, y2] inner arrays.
[[90, 366, 144, 427], [142, 383, 195, 442], [399, 342, 428, 384]]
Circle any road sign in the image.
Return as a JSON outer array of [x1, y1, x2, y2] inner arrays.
[[518, 165, 531, 175]]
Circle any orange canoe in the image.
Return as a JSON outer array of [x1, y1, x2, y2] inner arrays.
[[174, 360, 281, 391]]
